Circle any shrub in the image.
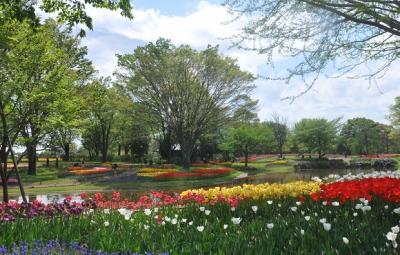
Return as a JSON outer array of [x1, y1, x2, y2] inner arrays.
[[294, 159, 347, 171], [372, 158, 397, 170], [349, 159, 372, 169]]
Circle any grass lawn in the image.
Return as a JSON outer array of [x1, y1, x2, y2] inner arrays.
[[4, 157, 296, 198]]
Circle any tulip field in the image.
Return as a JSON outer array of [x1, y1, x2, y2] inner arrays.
[[1, 171, 400, 254]]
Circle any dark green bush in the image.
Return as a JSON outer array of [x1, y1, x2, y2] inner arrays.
[[294, 159, 347, 171]]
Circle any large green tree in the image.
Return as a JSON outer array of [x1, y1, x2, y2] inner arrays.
[[221, 123, 274, 167], [266, 113, 288, 159], [116, 39, 255, 168], [224, 0, 400, 97], [11, 20, 92, 175], [293, 118, 339, 158], [340, 117, 383, 155], [82, 79, 121, 162]]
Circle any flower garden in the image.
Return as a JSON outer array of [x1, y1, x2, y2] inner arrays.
[[137, 165, 234, 180], [1, 171, 400, 254]]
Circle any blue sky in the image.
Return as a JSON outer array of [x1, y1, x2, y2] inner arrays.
[[54, 0, 400, 125]]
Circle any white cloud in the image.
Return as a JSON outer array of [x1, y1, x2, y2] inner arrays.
[[75, 0, 400, 124]]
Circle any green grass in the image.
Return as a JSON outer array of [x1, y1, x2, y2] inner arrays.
[[4, 158, 296, 197], [6, 168, 244, 197]]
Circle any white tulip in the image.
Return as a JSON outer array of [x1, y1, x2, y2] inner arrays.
[[223, 224, 228, 230], [353, 212, 358, 217], [296, 201, 301, 206], [144, 209, 152, 216], [290, 207, 297, 212], [205, 210, 211, 215], [267, 223, 274, 229], [322, 201, 327, 206], [251, 206, 258, 213], [304, 216, 310, 221], [231, 217, 242, 225], [231, 207, 236, 211], [181, 218, 187, 223], [323, 223, 331, 231], [319, 218, 327, 224], [267, 200, 273, 205], [394, 208, 400, 214], [199, 207, 205, 212], [332, 201, 340, 206], [387, 232, 397, 241], [343, 237, 349, 244], [144, 224, 149, 230], [197, 226, 204, 232], [171, 218, 178, 225], [104, 221, 110, 227], [392, 226, 400, 234], [188, 221, 193, 226], [361, 206, 371, 213], [103, 209, 110, 214], [300, 229, 305, 235]]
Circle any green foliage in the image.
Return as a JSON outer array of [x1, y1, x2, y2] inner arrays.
[[116, 38, 255, 168], [340, 118, 383, 154], [221, 123, 274, 166], [0, 0, 133, 36], [1, 198, 400, 254], [292, 118, 339, 158]]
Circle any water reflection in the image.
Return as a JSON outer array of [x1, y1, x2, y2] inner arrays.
[[12, 168, 375, 202]]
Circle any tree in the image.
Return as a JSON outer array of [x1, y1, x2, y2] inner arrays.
[[221, 123, 273, 167], [10, 20, 92, 175], [267, 113, 288, 159], [116, 38, 255, 168], [389, 96, 400, 128], [0, 0, 133, 36], [224, 0, 400, 97], [293, 118, 339, 158], [340, 118, 382, 155], [82, 79, 119, 162], [231, 95, 259, 124]]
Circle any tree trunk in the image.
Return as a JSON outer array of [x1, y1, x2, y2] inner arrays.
[[244, 148, 248, 168], [27, 142, 37, 175], [1, 177, 8, 203], [124, 145, 129, 155], [101, 147, 108, 162], [181, 141, 193, 170], [63, 143, 70, 161], [279, 145, 283, 159], [118, 144, 121, 156]]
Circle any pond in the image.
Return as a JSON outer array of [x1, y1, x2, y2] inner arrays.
[[10, 168, 375, 203]]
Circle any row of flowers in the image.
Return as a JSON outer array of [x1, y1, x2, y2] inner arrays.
[[69, 167, 112, 176], [2, 193, 400, 253]]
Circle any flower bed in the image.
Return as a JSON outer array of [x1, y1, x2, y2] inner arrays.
[[137, 168, 178, 177], [70, 167, 112, 176], [2, 173, 400, 254], [155, 168, 233, 180], [190, 162, 211, 167]]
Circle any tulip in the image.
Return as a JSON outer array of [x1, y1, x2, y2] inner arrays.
[[323, 223, 331, 231], [231, 217, 241, 225], [197, 226, 204, 232], [343, 237, 349, 244]]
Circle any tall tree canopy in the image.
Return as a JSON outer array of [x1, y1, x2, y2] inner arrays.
[[340, 117, 384, 155], [116, 38, 255, 168], [224, 0, 400, 97], [221, 123, 274, 167], [292, 118, 339, 158]]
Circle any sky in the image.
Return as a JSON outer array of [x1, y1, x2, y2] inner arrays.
[[41, 0, 400, 126]]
